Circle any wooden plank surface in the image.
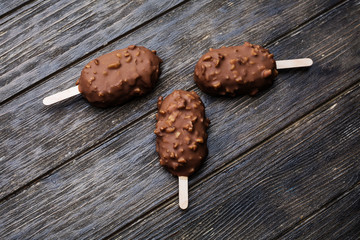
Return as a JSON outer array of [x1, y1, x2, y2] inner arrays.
[[0, 0, 33, 18], [2, 3, 356, 237], [111, 83, 360, 240], [0, 0, 346, 199], [280, 184, 360, 239], [1, 0, 359, 239], [0, 0, 185, 104], [1, 79, 358, 239]]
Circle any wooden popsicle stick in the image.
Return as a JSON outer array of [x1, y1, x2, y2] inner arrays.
[[43, 86, 80, 106], [276, 58, 313, 69], [178, 176, 188, 210]]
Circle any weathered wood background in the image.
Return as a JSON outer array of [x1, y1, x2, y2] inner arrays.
[[1, 0, 359, 239]]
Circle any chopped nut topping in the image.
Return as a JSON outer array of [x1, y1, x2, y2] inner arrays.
[[107, 62, 121, 69], [262, 69, 272, 78], [203, 55, 212, 61], [178, 157, 187, 163], [195, 138, 204, 143], [175, 131, 181, 138], [166, 126, 176, 133]]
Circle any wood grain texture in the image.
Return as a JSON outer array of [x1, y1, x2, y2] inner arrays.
[[112, 83, 360, 240], [1, 2, 359, 239], [0, 0, 33, 18], [0, 0, 184, 103], [0, 0, 346, 199], [280, 184, 360, 240], [1, 113, 176, 239], [1, 79, 358, 240]]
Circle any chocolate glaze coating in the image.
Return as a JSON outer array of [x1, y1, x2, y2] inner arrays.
[[155, 90, 210, 176], [194, 42, 278, 96], [77, 45, 162, 107]]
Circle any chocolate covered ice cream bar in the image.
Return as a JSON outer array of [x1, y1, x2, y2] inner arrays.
[[43, 45, 161, 106], [155, 90, 210, 177], [194, 42, 277, 97], [77, 45, 162, 107], [155, 90, 210, 209]]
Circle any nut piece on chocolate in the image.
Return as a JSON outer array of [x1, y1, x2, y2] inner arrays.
[[194, 42, 278, 97], [77, 45, 162, 107], [155, 90, 210, 176]]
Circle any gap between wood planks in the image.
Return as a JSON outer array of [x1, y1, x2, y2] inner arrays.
[[0, 0, 36, 20], [0, 0, 349, 204], [102, 80, 360, 240], [0, 0, 191, 106]]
